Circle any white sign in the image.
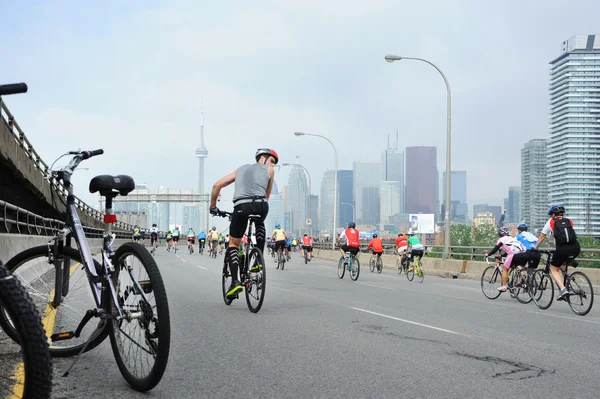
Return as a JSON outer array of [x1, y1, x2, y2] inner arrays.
[[306, 219, 312, 225], [408, 214, 435, 234]]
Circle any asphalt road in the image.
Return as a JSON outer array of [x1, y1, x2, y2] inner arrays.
[[47, 244, 600, 399]]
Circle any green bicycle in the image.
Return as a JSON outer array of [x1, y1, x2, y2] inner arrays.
[[407, 254, 424, 283]]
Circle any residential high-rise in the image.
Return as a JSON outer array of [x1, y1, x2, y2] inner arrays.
[[320, 170, 336, 237], [548, 35, 600, 235], [405, 146, 437, 216], [473, 204, 502, 226], [287, 164, 309, 236], [265, 193, 285, 232], [521, 139, 548, 233], [353, 161, 380, 226], [337, 170, 354, 228], [381, 133, 404, 215], [507, 187, 521, 223], [183, 205, 201, 232]]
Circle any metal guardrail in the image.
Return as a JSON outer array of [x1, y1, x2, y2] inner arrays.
[[0, 98, 137, 232], [312, 241, 600, 264]]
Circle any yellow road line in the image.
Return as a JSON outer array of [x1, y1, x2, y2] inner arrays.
[[9, 261, 81, 398]]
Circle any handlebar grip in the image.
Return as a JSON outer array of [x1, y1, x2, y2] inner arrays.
[[82, 149, 104, 159], [0, 83, 28, 96]]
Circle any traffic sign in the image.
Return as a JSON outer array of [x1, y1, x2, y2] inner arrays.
[[306, 219, 312, 225]]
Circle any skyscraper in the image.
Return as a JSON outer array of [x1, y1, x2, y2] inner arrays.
[[320, 170, 336, 237], [507, 187, 521, 223], [381, 133, 404, 215], [405, 146, 437, 216], [183, 205, 201, 232], [442, 170, 468, 222], [353, 161, 380, 225], [548, 35, 600, 235], [380, 181, 402, 229], [287, 165, 309, 236], [337, 170, 354, 228], [521, 139, 548, 233], [265, 193, 285, 232], [310, 194, 319, 235]]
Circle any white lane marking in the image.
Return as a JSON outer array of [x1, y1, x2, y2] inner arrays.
[[197, 265, 207, 270], [180, 258, 187, 263], [525, 309, 600, 325], [357, 282, 395, 291], [351, 307, 465, 336]]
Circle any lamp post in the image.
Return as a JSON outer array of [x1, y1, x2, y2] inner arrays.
[[281, 162, 312, 237], [294, 132, 338, 250], [340, 202, 355, 224], [385, 55, 452, 259]]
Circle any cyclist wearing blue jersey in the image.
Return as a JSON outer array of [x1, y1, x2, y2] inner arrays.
[[197, 231, 207, 254], [516, 223, 541, 268]]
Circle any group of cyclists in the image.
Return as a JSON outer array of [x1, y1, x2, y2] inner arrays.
[[267, 224, 314, 262], [484, 204, 580, 301]]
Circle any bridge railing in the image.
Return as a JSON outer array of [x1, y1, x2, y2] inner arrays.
[[312, 241, 600, 266], [1, 98, 136, 232]]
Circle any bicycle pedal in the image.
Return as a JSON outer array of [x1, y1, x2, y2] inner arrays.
[[51, 331, 75, 342]]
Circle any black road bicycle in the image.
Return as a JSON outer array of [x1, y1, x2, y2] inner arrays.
[[214, 211, 266, 313], [0, 82, 53, 399], [0, 149, 171, 391]]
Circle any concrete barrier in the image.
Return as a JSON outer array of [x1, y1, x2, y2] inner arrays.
[[0, 233, 129, 263], [312, 248, 600, 290]]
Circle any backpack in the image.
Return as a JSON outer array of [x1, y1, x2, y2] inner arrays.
[[551, 217, 577, 245]]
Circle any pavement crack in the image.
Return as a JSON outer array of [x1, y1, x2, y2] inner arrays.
[[452, 352, 555, 380], [355, 323, 451, 346]]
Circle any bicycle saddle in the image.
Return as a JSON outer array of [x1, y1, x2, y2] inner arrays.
[[89, 175, 135, 197]]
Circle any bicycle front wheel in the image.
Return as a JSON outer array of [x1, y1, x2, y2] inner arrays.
[[416, 261, 424, 283], [567, 271, 594, 316], [480, 266, 501, 299], [396, 258, 402, 274], [0, 245, 110, 357], [244, 247, 266, 313], [110, 242, 171, 392], [377, 258, 383, 274], [350, 258, 360, 281], [531, 270, 554, 310], [0, 265, 53, 399]]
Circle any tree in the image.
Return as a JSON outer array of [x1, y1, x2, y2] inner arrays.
[[451, 224, 472, 260]]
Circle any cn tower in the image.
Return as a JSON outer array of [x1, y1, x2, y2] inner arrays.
[[195, 110, 208, 230]]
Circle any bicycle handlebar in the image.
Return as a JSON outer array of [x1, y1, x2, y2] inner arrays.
[[0, 83, 28, 96]]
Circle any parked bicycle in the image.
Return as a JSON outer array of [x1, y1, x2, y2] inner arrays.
[[0, 149, 171, 391], [338, 251, 360, 281], [0, 82, 53, 399], [531, 250, 594, 315], [214, 210, 266, 313]]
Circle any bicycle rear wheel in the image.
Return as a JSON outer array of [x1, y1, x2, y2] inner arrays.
[[416, 260, 424, 283], [480, 266, 501, 299], [369, 258, 375, 273], [244, 248, 266, 313], [513, 269, 533, 304], [0, 245, 110, 357], [531, 270, 554, 310], [350, 257, 360, 281], [567, 271, 594, 316], [396, 258, 402, 274], [377, 258, 383, 273], [0, 265, 53, 399], [109, 242, 170, 392], [337, 257, 346, 279]]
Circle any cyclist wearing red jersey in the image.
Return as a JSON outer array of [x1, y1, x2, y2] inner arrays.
[[301, 233, 313, 262], [367, 233, 384, 260], [339, 222, 360, 262]]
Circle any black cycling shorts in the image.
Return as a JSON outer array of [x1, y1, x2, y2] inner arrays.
[[275, 240, 286, 250], [341, 244, 360, 255], [302, 245, 313, 252], [172, 236, 180, 242], [552, 242, 580, 267], [371, 250, 383, 256], [229, 200, 268, 239], [411, 249, 424, 258]]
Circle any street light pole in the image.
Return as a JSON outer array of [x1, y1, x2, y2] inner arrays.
[[294, 132, 338, 250], [385, 55, 452, 259], [281, 163, 312, 237], [340, 202, 355, 224]]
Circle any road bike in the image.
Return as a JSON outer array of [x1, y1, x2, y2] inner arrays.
[[338, 251, 360, 281], [0, 149, 171, 391], [481, 257, 530, 303], [0, 82, 53, 399], [214, 210, 266, 313], [369, 252, 383, 273], [396, 252, 409, 275], [276, 247, 286, 270], [187, 238, 195, 255], [198, 239, 205, 255], [532, 250, 594, 315], [406, 252, 424, 283]]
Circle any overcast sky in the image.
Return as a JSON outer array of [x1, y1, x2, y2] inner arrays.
[[2, 1, 599, 229]]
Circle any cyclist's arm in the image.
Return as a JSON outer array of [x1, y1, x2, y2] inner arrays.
[[534, 233, 547, 250], [210, 170, 236, 208], [487, 243, 502, 257], [266, 167, 275, 200]]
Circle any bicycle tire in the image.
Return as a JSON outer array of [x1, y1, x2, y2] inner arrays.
[[369, 258, 375, 273], [508, 268, 518, 299], [480, 266, 501, 299], [305, 252, 308, 264], [109, 242, 171, 391], [377, 258, 383, 274], [514, 269, 533, 304], [0, 265, 53, 399], [350, 257, 360, 281], [531, 270, 554, 310], [416, 259, 424, 283], [567, 271, 594, 316], [0, 245, 110, 357], [244, 247, 266, 313], [396, 258, 402, 274], [276, 251, 281, 270], [337, 257, 345, 279]]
